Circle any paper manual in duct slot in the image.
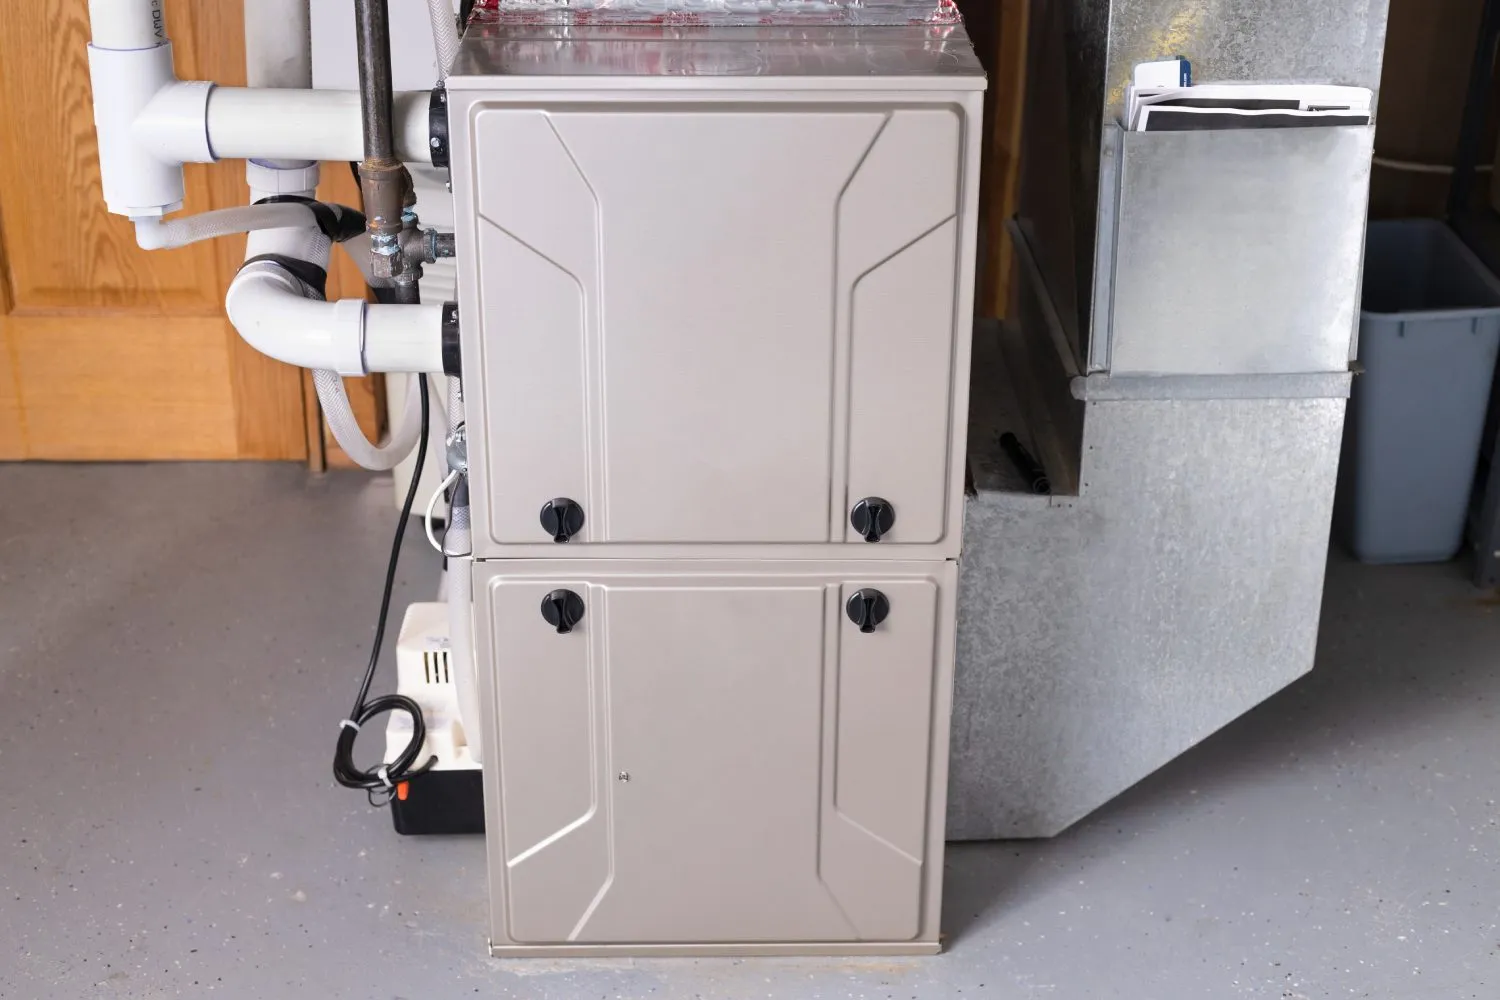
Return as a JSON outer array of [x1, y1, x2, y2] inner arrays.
[[1125, 79, 1373, 132]]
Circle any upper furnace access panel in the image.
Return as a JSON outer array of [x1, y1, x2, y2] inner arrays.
[[447, 23, 985, 559]]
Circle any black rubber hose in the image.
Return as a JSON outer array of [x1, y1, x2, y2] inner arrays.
[[1000, 432, 1051, 496]]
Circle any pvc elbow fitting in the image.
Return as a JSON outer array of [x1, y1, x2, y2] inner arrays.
[[225, 263, 448, 375], [225, 265, 368, 375]]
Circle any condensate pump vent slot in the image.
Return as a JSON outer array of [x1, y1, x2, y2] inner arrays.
[[423, 650, 452, 684]]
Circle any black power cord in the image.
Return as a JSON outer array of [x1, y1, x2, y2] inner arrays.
[[333, 376, 438, 805]]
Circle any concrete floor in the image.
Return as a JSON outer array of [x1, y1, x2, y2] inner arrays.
[[2, 462, 1497, 1000]]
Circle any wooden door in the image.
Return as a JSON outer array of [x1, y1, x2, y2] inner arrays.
[[0, 1, 377, 462]]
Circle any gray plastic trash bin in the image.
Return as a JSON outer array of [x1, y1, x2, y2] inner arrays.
[[1336, 219, 1500, 564]]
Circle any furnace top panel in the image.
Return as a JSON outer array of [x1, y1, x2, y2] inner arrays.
[[481, 0, 962, 26], [448, 20, 984, 82]]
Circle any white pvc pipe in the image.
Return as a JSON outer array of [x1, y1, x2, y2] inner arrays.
[[199, 89, 433, 164], [244, 0, 317, 176], [225, 266, 447, 375], [246, 161, 321, 199], [366, 304, 450, 372], [245, 0, 311, 89], [88, 0, 167, 50], [90, 43, 184, 217], [87, 0, 187, 218], [427, 0, 462, 80], [230, 181, 438, 469], [134, 79, 214, 164], [243, 213, 329, 261], [226, 265, 367, 374]]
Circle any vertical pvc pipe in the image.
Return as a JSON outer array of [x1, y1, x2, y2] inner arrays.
[[86, 0, 182, 216], [88, 0, 167, 50], [244, 0, 317, 177], [244, 0, 311, 89]]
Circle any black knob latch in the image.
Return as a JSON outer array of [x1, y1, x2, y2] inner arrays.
[[846, 589, 890, 634], [850, 497, 895, 543], [540, 590, 585, 634], [540, 498, 585, 543]]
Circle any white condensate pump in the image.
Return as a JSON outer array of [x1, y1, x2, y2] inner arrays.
[[384, 603, 482, 835], [84, 0, 983, 957]]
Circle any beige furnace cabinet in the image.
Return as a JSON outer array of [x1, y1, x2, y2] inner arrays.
[[447, 14, 985, 956]]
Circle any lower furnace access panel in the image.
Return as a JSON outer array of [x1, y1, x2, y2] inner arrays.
[[473, 559, 957, 956]]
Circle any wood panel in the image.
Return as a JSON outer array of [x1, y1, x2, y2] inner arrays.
[[301, 369, 328, 472], [959, 0, 1029, 319], [1, 314, 239, 460], [0, 1, 224, 315], [0, 330, 23, 461], [0, 226, 19, 459], [983, 0, 1029, 319], [0, 0, 310, 461]]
